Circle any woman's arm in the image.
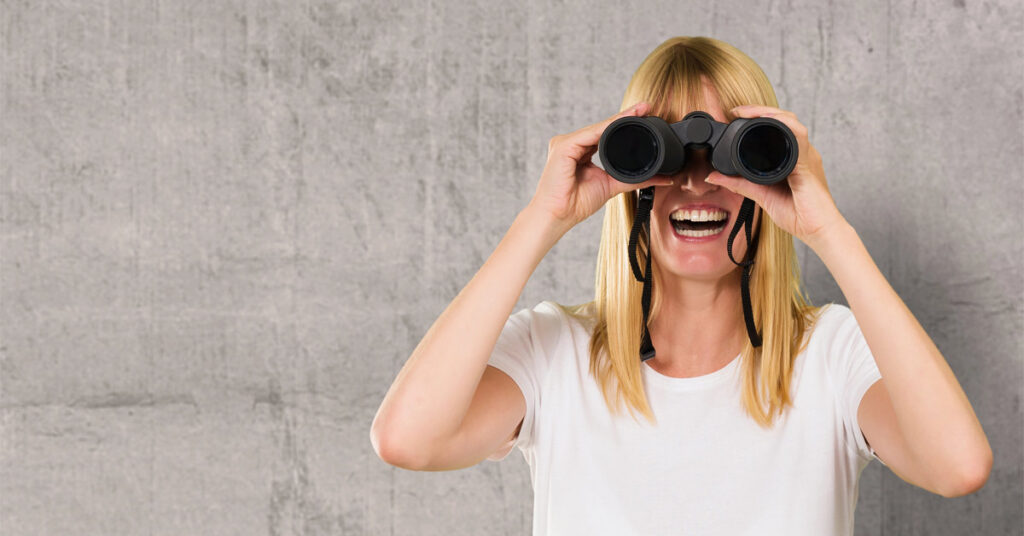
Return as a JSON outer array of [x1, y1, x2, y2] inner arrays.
[[370, 102, 667, 469], [370, 204, 569, 468], [709, 104, 992, 497], [806, 220, 993, 497]]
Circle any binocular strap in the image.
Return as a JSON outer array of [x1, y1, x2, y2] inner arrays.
[[628, 189, 763, 363], [627, 187, 657, 362], [727, 197, 763, 348]]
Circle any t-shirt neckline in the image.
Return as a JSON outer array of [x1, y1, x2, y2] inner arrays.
[[642, 352, 742, 391]]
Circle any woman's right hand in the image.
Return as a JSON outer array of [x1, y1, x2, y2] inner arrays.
[[528, 101, 674, 231]]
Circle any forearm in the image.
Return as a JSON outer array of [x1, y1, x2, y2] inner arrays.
[[371, 203, 569, 463], [807, 221, 991, 480]]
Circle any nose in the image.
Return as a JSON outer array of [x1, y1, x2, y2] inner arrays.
[[667, 147, 717, 192]]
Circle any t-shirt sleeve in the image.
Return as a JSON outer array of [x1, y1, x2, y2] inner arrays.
[[826, 304, 887, 466], [484, 301, 564, 461]]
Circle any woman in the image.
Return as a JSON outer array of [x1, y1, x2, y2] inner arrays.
[[371, 37, 991, 535]]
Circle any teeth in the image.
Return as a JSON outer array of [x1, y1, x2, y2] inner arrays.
[[670, 208, 728, 222], [676, 224, 727, 238]]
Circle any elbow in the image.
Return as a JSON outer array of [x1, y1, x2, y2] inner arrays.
[[941, 448, 993, 498], [370, 422, 424, 470], [369, 424, 391, 463]]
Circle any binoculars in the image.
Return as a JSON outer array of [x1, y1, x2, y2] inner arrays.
[[598, 110, 798, 186]]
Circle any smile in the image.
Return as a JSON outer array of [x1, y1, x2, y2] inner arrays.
[[672, 221, 728, 238], [669, 207, 730, 240]]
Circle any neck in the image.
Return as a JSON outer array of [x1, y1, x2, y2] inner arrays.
[[646, 268, 747, 375]]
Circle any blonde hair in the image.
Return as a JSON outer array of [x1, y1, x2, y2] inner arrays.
[[564, 36, 821, 428]]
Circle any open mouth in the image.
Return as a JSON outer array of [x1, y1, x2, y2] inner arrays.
[[669, 208, 730, 238], [671, 219, 728, 237]]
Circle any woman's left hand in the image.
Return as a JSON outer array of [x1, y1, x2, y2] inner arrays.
[[705, 104, 848, 247]]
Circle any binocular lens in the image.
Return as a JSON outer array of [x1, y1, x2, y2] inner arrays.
[[737, 124, 791, 177], [604, 124, 658, 176]]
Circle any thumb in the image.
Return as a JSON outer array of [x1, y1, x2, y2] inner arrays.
[[704, 172, 745, 194], [607, 175, 674, 197], [706, 172, 769, 207]]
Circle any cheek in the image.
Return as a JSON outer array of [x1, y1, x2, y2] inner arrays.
[[650, 218, 674, 256], [651, 217, 667, 241]]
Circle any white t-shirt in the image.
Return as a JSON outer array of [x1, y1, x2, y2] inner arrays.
[[486, 300, 884, 536]]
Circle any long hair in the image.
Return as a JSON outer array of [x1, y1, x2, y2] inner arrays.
[[563, 36, 821, 428]]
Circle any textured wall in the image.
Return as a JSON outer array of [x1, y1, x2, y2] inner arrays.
[[1, 0, 1020, 534]]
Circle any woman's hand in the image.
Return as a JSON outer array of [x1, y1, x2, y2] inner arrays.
[[529, 101, 673, 231], [704, 105, 848, 247]]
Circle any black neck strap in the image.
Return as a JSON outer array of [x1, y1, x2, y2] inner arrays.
[[628, 189, 762, 363], [627, 188, 657, 361], [727, 197, 762, 348]]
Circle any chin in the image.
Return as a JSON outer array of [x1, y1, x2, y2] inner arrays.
[[656, 255, 739, 282]]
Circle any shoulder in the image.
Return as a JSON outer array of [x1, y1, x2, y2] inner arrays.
[[547, 300, 599, 333], [513, 300, 566, 326], [801, 303, 859, 366], [805, 302, 875, 376], [505, 300, 571, 343], [810, 302, 852, 329], [803, 302, 862, 341], [511, 300, 595, 348], [517, 300, 594, 324]]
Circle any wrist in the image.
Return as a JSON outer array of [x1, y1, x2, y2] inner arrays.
[[805, 217, 857, 258], [522, 202, 575, 242]]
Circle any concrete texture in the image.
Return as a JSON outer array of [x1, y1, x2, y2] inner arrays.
[[0, 0, 1020, 534]]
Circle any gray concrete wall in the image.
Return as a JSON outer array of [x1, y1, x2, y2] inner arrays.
[[1, 0, 1020, 534]]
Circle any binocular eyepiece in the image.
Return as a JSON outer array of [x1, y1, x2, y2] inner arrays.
[[598, 110, 799, 185]]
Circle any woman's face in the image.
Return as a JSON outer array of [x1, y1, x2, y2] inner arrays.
[[647, 89, 762, 284]]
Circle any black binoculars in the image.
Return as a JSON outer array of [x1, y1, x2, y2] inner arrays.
[[598, 110, 799, 186]]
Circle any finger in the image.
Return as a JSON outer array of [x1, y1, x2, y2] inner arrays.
[[728, 104, 782, 118], [579, 144, 599, 167], [561, 101, 650, 162], [729, 105, 808, 155], [730, 105, 803, 135], [608, 175, 674, 197], [704, 171, 768, 205]]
